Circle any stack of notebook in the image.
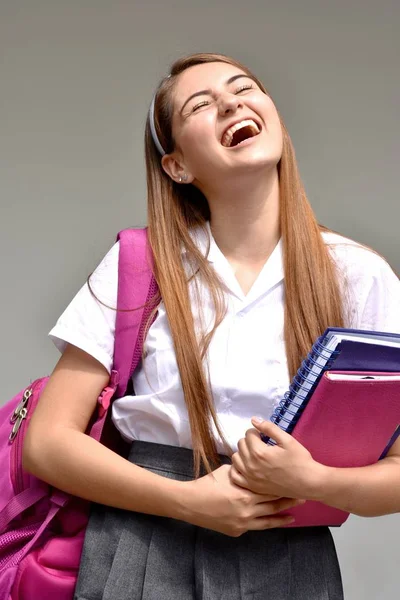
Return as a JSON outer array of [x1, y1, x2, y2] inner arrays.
[[263, 328, 400, 527]]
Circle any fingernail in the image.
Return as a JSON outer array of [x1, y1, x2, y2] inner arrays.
[[252, 416, 264, 423]]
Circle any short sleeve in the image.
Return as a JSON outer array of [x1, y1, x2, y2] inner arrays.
[[48, 242, 120, 373], [358, 256, 400, 334], [324, 232, 400, 334]]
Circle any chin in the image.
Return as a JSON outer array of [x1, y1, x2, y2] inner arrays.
[[234, 150, 281, 172]]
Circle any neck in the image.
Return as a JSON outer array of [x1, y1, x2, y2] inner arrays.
[[206, 167, 281, 265]]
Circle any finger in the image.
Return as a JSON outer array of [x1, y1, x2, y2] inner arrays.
[[245, 427, 268, 454], [231, 464, 282, 500], [255, 497, 305, 517], [251, 418, 292, 447], [237, 437, 252, 463], [249, 514, 296, 530], [230, 464, 249, 489], [231, 451, 246, 475], [230, 466, 281, 501]]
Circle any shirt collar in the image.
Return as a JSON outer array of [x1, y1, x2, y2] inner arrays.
[[185, 222, 284, 304], [185, 222, 217, 263]]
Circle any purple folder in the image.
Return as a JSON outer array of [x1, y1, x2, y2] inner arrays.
[[330, 339, 400, 372]]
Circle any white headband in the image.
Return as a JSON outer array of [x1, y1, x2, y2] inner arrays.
[[149, 94, 166, 156]]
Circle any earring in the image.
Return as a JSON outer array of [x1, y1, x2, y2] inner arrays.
[[178, 173, 188, 183]]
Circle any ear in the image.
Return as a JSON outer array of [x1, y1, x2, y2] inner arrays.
[[161, 153, 194, 184]]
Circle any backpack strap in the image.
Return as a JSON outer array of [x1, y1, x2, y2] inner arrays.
[[113, 227, 158, 398], [89, 228, 158, 442]]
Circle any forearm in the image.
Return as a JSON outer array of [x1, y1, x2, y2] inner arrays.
[[312, 456, 400, 517], [23, 428, 188, 519]]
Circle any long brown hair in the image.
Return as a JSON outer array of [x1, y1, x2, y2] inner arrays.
[[144, 53, 345, 475]]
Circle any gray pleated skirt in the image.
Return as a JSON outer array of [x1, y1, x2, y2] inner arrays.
[[75, 441, 344, 600]]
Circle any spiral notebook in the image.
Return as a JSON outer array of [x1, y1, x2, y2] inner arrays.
[[264, 328, 400, 528], [268, 328, 400, 437]]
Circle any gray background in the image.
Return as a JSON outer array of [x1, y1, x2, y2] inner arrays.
[[1, 1, 399, 598]]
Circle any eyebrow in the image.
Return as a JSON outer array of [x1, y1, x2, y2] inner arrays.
[[179, 74, 254, 115]]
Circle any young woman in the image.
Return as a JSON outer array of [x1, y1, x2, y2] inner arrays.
[[23, 53, 400, 599]]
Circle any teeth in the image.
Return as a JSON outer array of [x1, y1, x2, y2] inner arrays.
[[221, 119, 260, 147]]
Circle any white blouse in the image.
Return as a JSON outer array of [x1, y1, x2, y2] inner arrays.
[[49, 224, 400, 453]]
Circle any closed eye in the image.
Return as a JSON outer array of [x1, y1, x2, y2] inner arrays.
[[192, 100, 211, 112], [235, 84, 254, 94]]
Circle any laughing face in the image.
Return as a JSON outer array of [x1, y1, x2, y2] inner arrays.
[[162, 61, 283, 190]]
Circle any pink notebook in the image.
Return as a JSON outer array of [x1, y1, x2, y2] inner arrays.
[[279, 371, 400, 527]]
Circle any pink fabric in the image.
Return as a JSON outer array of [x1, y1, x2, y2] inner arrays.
[[0, 393, 29, 512], [10, 535, 85, 600], [114, 228, 157, 398]]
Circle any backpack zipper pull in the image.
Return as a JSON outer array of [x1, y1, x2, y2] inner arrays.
[[9, 387, 33, 442], [9, 407, 28, 441], [11, 389, 32, 423]]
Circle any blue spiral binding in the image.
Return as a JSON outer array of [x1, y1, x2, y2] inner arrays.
[[262, 335, 341, 445]]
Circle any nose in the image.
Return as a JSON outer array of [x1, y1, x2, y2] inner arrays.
[[217, 92, 243, 117]]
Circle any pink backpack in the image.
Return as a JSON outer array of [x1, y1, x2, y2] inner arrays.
[[0, 229, 158, 599]]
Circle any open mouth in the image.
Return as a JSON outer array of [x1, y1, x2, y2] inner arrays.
[[221, 119, 261, 148]]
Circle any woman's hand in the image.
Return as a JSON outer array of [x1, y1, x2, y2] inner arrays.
[[230, 417, 326, 500], [180, 463, 305, 537]]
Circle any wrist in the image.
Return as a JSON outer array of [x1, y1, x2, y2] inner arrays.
[[305, 462, 332, 501], [166, 479, 198, 522], [140, 474, 196, 522], [175, 479, 201, 523]]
